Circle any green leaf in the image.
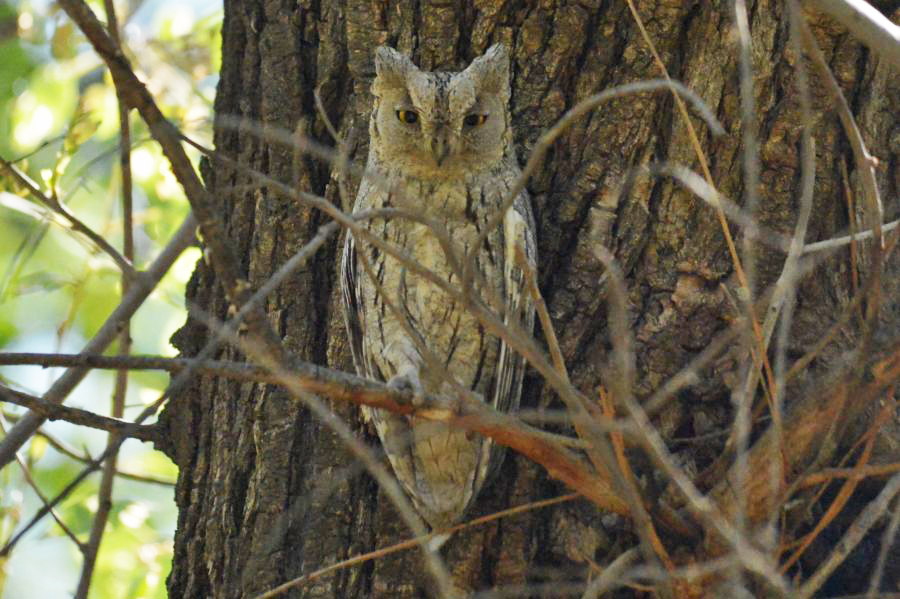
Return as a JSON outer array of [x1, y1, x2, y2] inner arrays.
[[50, 23, 77, 61]]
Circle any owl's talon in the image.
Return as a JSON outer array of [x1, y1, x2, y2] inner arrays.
[[387, 372, 426, 407]]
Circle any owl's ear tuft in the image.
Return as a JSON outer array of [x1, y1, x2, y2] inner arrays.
[[374, 46, 416, 90], [464, 43, 510, 99]]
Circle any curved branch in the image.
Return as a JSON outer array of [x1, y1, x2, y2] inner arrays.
[[0, 156, 135, 276], [808, 0, 900, 70], [0, 212, 197, 469], [0, 387, 158, 442]]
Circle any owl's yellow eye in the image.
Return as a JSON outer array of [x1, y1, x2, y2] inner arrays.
[[464, 113, 488, 127], [396, 110, 418, 124]]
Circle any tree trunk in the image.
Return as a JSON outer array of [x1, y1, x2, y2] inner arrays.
[[161, 1, 899, 597]]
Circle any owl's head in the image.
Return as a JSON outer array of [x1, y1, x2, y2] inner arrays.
[[369, 44, 512, 180]]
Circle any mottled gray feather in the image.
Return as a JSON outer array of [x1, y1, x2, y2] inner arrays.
[[341, 44, 536, 530]]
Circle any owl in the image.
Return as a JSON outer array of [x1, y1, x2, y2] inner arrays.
[[341, 44, 536, 530]]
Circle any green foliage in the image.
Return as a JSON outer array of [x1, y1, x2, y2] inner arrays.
[[0, 1, 220, 598]]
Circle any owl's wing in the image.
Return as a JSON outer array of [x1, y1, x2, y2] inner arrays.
[[491, 192, 537, 414], [341, 230, 366, 376]]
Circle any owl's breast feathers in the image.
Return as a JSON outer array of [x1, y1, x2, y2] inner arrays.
[[341, 161, 536, 529]]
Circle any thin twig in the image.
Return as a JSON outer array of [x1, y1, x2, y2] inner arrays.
[[586, 247, 673, 588], [33, 428, 173, 485], [802, 218, 900, 254], [793, 5, 885, 362], [763, 5, 818, 541], [73, 1, 133, 594], [798, 471, 900, 599], [0, 386, 157, 442], [780, 403, 885, 571], [785, 232, 898, 382], [808, 0, 900, 70], [735, 0, 760, 299], [625, 0, 779, 428], [255, 493, 578, 599], [580, 548, 641, 599], [461, 78, 724, 291], [0, 408, 156, 559], [734, 0, 760, 571], [840, 158, 861, 315], [794, 8, 883, 244], [0, 212, 196, 469], [865, 486, 900, 599], [0, 416, 85, 552], [600, 389, 683, 596], [709, 340, 900, 573], [516, 244, 568, 383], [628, 163, 793, 253], [799, 463, 900, 489], [0, 156, 134, 276]]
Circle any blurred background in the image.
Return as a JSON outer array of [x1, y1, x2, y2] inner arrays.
[[0, 1, 221, 596]]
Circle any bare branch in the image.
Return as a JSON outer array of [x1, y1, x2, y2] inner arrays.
[[73, 1, 134, 594], [794, 5, 884, 251], [0, 416, 85, 553], [802, 218, 900, 254], [57, 0, 286, 366], [808, 0, 900, 70], [256, 494, 579, 599], [0, 386, 157, 442], [0, 348, 631, 515], [799, 471, 900, 598], [0, 156, 135, 276], [0, 211, 196, 469], [462, 78, 724, 290]]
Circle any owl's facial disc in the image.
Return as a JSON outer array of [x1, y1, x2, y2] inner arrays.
[[370, 45, 511, 179]]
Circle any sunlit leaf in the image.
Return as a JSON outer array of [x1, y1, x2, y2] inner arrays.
[[0, 219, 49, 302], [64, 99, 101, 155], [50, 22, 77, 61], [13, 270, 71, 295], [27, 435, 48, 463], [0, 317, 18, 347]]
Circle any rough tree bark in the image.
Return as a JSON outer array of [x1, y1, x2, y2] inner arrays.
[[160, 1, 899, 597]]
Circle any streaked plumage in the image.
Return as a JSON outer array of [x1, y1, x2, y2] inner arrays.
[[341, 44, 536, 530]]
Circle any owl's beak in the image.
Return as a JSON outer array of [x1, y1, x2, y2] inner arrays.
[[430, 131, 450, 166]]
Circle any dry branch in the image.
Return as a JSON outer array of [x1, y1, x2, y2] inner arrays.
[[57, 0, 286, 363], [808, 0, 900, 70], [73, 1, 135, 593], [0, 386, 158, 442], [799, 471, 900, 598], [256, 494, 579, 599], [710, 341, 900, 528], [0, 156, 135, 276], [0, 417, 85, 552], [0, 349, 630, 515], [0, 212, 196, 469]]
